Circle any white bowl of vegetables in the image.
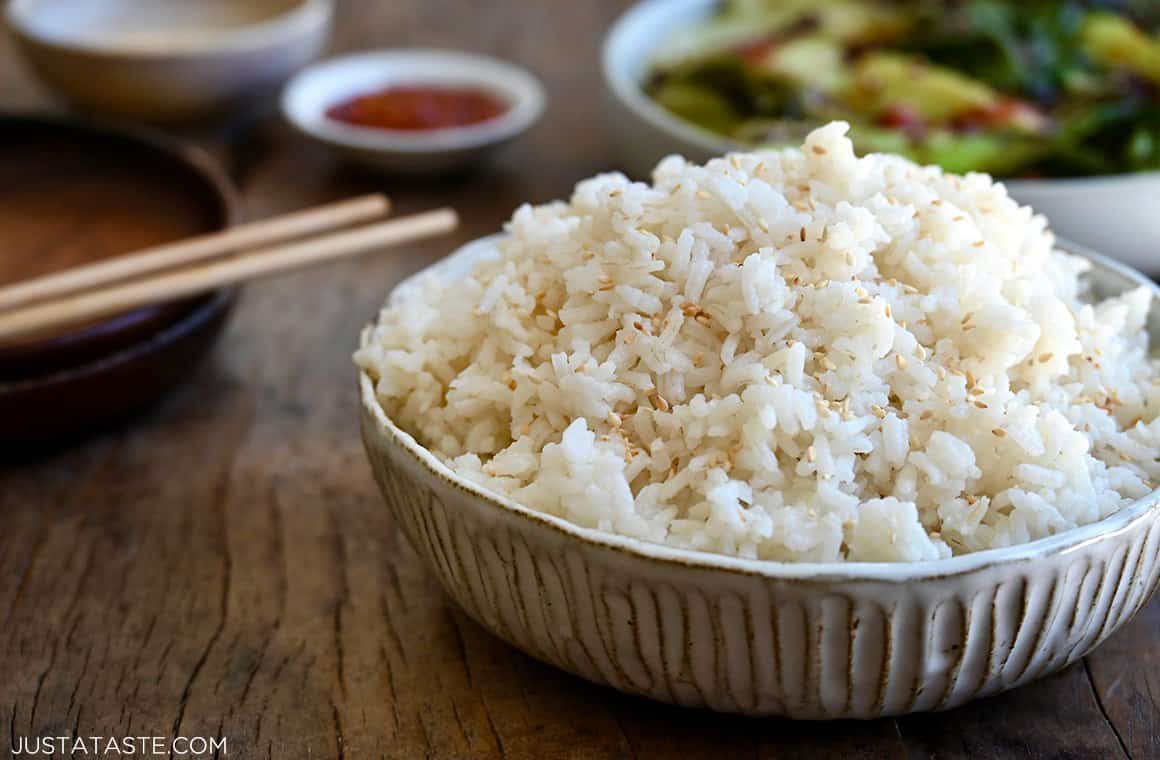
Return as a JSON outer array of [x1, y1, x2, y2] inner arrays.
[[603, 0, 1160, 271]]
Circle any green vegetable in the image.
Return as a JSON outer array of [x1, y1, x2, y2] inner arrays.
[[725, 0, 910, 44], [845, 124, 920, 159], [1081, 12, 1160, 84], [757, 36, 845, 94], [845, 52, 998, 123], [1127, 124, 1158, 167], [651, 81, 743, 136], [917, 131, 1049, 175]]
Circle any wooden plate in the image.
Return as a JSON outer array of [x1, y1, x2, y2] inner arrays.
[[0, 115, 239, 452]]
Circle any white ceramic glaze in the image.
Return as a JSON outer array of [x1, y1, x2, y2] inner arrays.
[[359, 235, 1160, 718], [1004, 174, 1160, 274], [601, 0, 1160, 273], [7, 0, 333, 123], [282, 50, 545, 175]]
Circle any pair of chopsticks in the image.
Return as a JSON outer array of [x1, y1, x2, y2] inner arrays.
[[0, 195, 458, 342]]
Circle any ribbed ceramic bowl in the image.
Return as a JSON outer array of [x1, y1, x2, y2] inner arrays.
[[359, 236, 1160, 719]]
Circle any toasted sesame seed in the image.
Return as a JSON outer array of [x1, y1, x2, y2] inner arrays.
[[811, 145, 826, 155], [974, 401, 988, 409], [992, 428, 1006, 437], [920, 410, 934, 420], [1038, 352, 1054, 363], [896, 354, 908, 370]]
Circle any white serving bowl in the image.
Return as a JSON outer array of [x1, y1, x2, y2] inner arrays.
[[1004, 174, 1160, 274], [602, 0, 1160, 273], [282, 50, 546, 175], [7, 0, 333, 124], [359, 235, 1160, 719]]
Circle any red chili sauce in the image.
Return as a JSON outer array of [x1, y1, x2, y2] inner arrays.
[[326, 85, 509, 131]]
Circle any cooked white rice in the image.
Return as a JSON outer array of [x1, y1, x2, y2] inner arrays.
[[357, 122, 1160, 562]]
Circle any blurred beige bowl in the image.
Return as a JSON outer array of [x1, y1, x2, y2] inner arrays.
[[7, 0, 333, 124]]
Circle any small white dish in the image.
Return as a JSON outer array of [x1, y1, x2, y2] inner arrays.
[[7, 0, 333, 124], [360, 234, 1160, 718], [601, 0, 1160, 272], [282, 49, 546, 175]]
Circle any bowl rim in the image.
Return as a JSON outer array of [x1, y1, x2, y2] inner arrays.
[[6, 0, 334, 57], [600, 0, 1160, 187], [602, 0, 736, 156], [359, 233, 1160, 584], [0, 288, 237, 397], [281, 48, 547, 155]]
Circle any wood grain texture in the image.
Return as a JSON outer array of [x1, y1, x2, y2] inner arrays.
[[0, 1, 1157, 757]]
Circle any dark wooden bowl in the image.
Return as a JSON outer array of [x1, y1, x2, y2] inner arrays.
[[0, 115, 240, 452]]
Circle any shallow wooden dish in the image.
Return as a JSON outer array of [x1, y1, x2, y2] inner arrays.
[[0, 115, 239, 451]]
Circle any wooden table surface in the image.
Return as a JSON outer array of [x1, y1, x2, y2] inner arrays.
[[1, 2, 1157, 758]]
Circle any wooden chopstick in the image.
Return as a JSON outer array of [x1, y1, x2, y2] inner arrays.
[[0, 193, 391, 313], [0, 208, 458, 343]]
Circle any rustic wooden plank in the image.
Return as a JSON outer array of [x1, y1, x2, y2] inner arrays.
[[1, 1, 1159, 758], [896, 661, 1138, 759], [1084, 596, 1160, 759]]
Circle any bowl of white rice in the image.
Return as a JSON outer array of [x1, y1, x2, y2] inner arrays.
[[357, 122, 1160, 718]]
